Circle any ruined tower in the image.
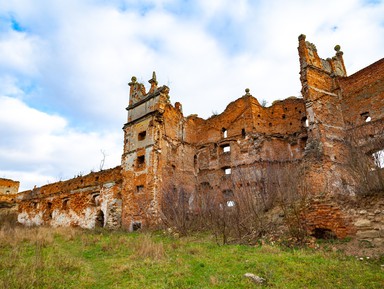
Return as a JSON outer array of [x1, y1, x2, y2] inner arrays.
[[121, 72, 170, 230], [298, 34, 351, 194]]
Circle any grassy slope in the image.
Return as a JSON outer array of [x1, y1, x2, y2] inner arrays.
[[0, 227, 383, 289]]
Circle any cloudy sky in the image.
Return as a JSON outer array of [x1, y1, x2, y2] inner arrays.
[[1, 0, 383, 191]]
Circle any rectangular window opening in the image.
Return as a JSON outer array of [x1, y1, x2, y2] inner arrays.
[[132, 221, 142, 231], [137, 155, 145, 167], [138, 131, 147, 141], [221, 144, 231, 153], [136, 185, 144, 193]]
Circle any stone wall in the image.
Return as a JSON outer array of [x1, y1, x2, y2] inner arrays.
[[17, 167, 122, 229], [0, 178, 19, 195]]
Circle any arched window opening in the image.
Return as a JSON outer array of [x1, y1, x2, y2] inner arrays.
[[222, 128, 228, 138]]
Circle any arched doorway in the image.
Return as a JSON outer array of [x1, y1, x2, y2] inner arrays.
[[95, 210, 104, 228]]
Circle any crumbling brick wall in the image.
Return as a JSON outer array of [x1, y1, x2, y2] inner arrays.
[[0, 178, 19, 195], [17, 167, 122, 229]]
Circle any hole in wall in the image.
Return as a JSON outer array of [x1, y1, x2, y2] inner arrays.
[[132, 222, 142, 231], [311, 228, 336, 240], [95, 210, 104, 227], [91, 193, 100, 206], [222, 167, 231, 175], [62, 199, 69, 210], [302, 117, 309, 127], [137, 155, 145, 167], [221, 144, 230, 153], [138, 131, 147, 141], [136, 185, 144, 193], [360, 112, 371, 123], [222, 128, 228, 138]]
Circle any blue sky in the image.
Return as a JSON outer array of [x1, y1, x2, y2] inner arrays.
[[0, 0, 383, 191]]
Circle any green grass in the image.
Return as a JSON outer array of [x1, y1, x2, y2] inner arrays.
[[0, 226, 383, 288]]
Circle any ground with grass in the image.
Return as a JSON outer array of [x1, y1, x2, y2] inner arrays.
[[0, 226, 383, 289]]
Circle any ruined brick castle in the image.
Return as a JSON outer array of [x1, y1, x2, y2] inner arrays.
[[1, 36, 383, 244]]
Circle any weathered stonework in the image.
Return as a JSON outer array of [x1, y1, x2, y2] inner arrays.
[[17, 167, 122, 229], [0, 178, 20, 220], [2, 36, 383, 246]]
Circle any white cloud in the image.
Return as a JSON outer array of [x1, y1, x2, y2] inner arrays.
[[0, 96, 121, 191]]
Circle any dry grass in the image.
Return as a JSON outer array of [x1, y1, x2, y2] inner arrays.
[[0, 226, 83, 289], [131, 233, 166, 261], [0, 225, 80, 248]]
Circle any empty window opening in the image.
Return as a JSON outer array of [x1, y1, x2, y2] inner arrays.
[[47, 202, 53, 219], [223, 167, 231, 175], [200, 182, 211, 190], [302, 117, 309, 127], [132, 222, 142, 231], [91, 193, 100, 206], [257, 114, 260, 118], [222, 189, 234, 198], [62, 199, 69, 210], [227, 200, 236, 207], [311, 228, 336, 240], [221, 144, 231, 153], [138, 131, 147, 141], [222, 128, 228, 138], [241, 128, 246, 138], [282, 114, 286, 119], [137, 155, 145, 167], [136, 185, 144, 193], [269, 122, 272, 127], [360, 112, 371, 122], [95, 210, 104, 228]]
